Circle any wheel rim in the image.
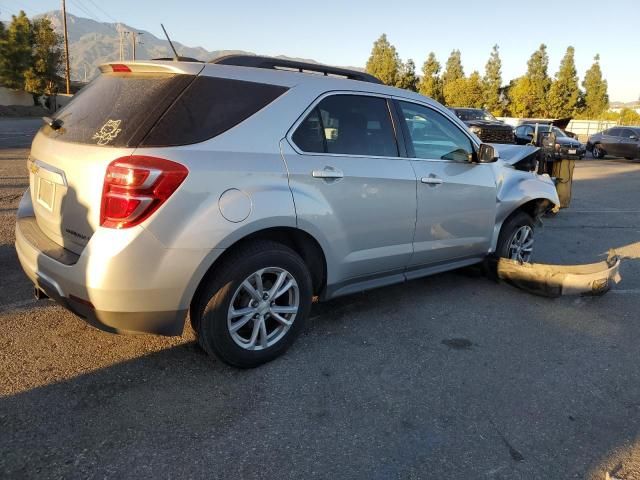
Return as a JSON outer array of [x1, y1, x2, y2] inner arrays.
[[508, 225, 534, 263], [593, 146, 601, 158], [227, 267, 299, 351]]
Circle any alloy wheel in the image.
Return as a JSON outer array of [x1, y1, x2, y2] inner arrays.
[[508, 225, 534, 263], [227, 267, 299, 350]]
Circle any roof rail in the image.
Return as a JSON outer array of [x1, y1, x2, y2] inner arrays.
[[209, 55, 381, 84], [152, 56, 204, 63]]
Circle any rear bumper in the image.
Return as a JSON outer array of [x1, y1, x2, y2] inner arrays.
[[33, 275, 187, 335], [15, 190, 220, 336]]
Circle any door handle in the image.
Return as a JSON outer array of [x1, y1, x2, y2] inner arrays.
[[312, 168, 344, 179], [421, 176, 443, 185]]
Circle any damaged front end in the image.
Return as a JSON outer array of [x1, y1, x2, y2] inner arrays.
[[494, 144, 541, 172]]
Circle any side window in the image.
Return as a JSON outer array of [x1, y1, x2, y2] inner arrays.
[[515, 126, 525, 137], [398, 101, 473, 162], [292, 95, 398, 157], [292, 108, 325, 153], [621, 129, 635, 138], [608, 128, 622, 137]]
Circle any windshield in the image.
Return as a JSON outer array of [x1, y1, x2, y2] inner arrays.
[[533, 125, 567, 138], [453, 109, 497, 122]]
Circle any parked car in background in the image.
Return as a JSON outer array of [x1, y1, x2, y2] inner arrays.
[[449, 108, 515, 144], [15, 56, 559, 368], [515, 124, 585, 159], [587, 126, 640, 160]]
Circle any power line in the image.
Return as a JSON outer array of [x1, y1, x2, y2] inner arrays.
[[84, 0, 118, 24], [67, 0, 119, 34], [67, 0, 102, 24]]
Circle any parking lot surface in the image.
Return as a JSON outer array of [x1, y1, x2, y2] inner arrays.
[[1, 117, 639, 479]]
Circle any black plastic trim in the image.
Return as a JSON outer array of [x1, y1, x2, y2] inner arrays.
[[17, 216, 80, 266], [211, 55, 382, 84]]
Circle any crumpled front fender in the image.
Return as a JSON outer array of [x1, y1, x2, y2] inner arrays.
[[489, 161, 560, 251]]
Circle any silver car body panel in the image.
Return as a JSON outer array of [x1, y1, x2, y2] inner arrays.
[[15, 60, 560, 335]]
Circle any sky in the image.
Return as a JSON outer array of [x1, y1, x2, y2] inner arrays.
[[2, 0, 639, 102]]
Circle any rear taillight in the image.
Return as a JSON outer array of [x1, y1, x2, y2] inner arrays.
[[109, 63, 131, 73], [101, 156, 188, 229]]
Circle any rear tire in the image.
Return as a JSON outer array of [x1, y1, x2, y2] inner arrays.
[[592, 144, 605, 159], [495, 211, 536, 263], [191, 240, 313, 368]]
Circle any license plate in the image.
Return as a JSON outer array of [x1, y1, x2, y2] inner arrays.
[[568, 149, 577, 155], [36, 177, 55, 210]]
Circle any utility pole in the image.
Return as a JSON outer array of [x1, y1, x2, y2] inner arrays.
[[130, 32, 143, 61], [61, 0, 71, 94]]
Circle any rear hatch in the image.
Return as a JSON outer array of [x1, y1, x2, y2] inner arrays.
[[28, 62, 203, 254]]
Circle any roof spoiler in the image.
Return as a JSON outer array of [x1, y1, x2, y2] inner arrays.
[[210, 55, 382, 84], [98, 61, 205, 75]]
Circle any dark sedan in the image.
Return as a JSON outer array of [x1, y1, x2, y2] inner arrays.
[[515, 124, 585, 159], [586, 126, 640, 160]]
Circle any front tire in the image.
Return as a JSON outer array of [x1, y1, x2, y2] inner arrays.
[[192, 240, 313, 368], [592, 144, 605, 159], [496, 211, 535, 263]]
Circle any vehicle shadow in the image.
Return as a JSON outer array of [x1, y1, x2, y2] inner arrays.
[[1, 155, 639, 478]]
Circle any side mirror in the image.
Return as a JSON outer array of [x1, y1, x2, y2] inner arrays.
[[476, 143, 498, 163]]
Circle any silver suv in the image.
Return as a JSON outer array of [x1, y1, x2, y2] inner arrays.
[[15, 56, 559, 367]]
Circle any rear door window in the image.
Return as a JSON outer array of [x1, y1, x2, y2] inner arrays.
[[292, 94, 399, 157], [43, 73, 194, 147], [621, 129, 636, 138], [608, 128, 622, 137]]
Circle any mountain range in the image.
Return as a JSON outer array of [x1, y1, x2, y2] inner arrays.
[[33, 11, 352, 82]]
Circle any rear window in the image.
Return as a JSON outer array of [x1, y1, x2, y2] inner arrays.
[[141, 76, 288, 147], [43, 74, 288, 148], [44, 73, 194, 147]]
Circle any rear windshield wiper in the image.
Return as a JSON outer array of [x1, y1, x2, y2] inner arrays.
[[42, 116, 63, 130]]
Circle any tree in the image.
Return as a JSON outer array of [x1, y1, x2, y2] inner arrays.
[[483, 45, 503, 116], [619, 108, 640, 126], [0, 11, 33, 90], [444, 71, 484, 108], [395, 59, 418, 92], [24, 18, 63, 96], [507, 44, 551, 117], [417, 52, 443, 102], [547, 46, 580, 118], [582, 54, 609, 118], [526, 44, 551, 116], [507, 76, 537, 118], [365, 34, 401, 86], [442, 49, 464, 88]]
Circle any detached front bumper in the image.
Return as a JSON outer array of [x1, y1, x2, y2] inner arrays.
[[14, 190, 217, 336]]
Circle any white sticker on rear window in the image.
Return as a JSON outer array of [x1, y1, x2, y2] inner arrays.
[[92, 119, 122, 145]]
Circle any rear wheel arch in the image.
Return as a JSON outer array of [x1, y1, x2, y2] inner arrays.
[[189, 226, 327, 317]]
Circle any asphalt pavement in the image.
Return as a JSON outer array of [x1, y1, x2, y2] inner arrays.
[[1, 117, 639, 479]]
